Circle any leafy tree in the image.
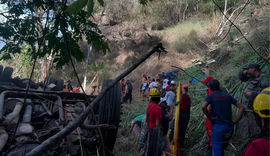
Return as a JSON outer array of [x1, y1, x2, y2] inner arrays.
[[0, 0, 110, 70]]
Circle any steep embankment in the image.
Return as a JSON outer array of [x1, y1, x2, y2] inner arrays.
[[78, 18, 219, 96], [114, 4, 270, 156]]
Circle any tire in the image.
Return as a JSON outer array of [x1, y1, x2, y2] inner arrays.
[[20, 78, 36, 89], [99, 79, 121, 155], [46, 77, 56, 90], [55, 79, 64, 91], [0, 65, 3, 78], [0, 67, 13, 85]]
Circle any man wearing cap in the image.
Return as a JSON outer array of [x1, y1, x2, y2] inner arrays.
[[238, 63, 270, 140], [202, 76, 215, 149], [166, 80, 176, 93], [162, 86, 176, 119], [179, 85, 191, 149], [202, 79, 244, 156], [159, 99, 172, 153]]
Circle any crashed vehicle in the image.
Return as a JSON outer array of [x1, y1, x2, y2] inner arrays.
[[0, 66, 121, 156]]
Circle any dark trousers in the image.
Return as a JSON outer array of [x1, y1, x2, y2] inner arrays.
[[169, 106, 190, 147], [123, 93, 132, 104], [143, 127, 163, 156], [179, 108, 190, 147]]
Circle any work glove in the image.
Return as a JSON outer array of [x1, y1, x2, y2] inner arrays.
[[174, 101, 180, 106]]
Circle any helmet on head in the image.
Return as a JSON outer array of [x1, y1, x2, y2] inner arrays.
[[182, 85, 188, 89], [149, 88, 160, 97], [253, 87, 270, 118], [171, 81, 175, 84], [169, 87, 174, 91], [262, 87, 270, 92]]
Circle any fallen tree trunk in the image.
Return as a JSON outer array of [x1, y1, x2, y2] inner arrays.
[[26, 43, 167, 156]]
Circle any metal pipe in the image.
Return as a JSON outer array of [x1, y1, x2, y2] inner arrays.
[[57, 96, 65, 123], [0, 91, 9, 122], [22, 104, 32, 123], [80, 124, 116, 130], [0, 126, 8, 152], [0, 91, 57, 122], [75, 102, 109, 130], [0, 86, 96, 100], [41, 101, 52, 116], [3, 101, 23, 125]]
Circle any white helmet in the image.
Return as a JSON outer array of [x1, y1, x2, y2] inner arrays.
[[171, 81, 175, 84]]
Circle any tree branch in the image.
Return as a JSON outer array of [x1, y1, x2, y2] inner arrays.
[[212, 0, 270, 64], [171, 65, 204, 83]]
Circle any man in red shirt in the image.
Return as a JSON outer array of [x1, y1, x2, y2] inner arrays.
[[145, 88, 163, 156], [166, 80, 176, 93], [73, 86, 81, 93], [120, 79, 125, 102], [202, 76, 214, 149], [179, 85, 191, 149], [146, 88, 163, 129]]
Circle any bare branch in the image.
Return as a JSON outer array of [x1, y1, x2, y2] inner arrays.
[[212, 0, 270, 64]]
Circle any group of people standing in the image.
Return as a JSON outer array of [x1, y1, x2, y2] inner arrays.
[[131, 69, 191, 156], [129, 62, 270, 156]]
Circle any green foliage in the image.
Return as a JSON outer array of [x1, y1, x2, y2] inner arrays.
[[89, 61, 107, 74], [0, 0, 110, 69], [213, 0, 237, 10], [65, 0, 89, 14]]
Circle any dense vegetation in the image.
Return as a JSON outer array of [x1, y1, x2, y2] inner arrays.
[[0, 1, 269, 155]]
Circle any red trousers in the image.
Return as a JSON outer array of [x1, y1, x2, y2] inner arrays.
[[205, 119, 213, 146]]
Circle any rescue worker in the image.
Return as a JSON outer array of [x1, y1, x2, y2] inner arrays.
[[162, 76, 169, 96], [165, 69, 178, 80], [137, 116, 147, 154], [144, 88, 163, 156], [120, 79, 125, 101], [73, 86, 81, 93], [166, 80, 176, 93], [140, 74, 148, 101], [244, 87, 270, 156], [129, 114, 146, 147], [149, 78, 158, 91], [202, 79, 245, 156], [202, 76, 215, 148], [238, 63, 270, 140], [123, 80, 132, 104], [162, 86, 176, 120], [179, 85, 191, 149], [158, 99, 172, 153], [63, 80, 73, 92]]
